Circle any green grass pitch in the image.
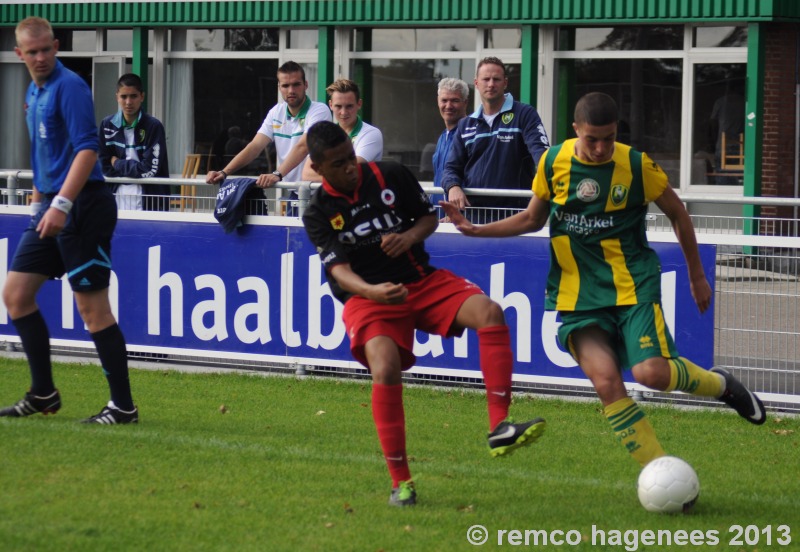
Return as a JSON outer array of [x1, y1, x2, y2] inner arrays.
[[1, 357, 798, 551]]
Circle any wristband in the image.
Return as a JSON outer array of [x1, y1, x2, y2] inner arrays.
[[219, 170, 228, 180], [30, 202, 42, 216], [50, 195, 73, 215]]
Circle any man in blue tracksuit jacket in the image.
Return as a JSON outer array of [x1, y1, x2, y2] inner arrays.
[[441, 57, 549, 220], [99, 73, 171, 211]]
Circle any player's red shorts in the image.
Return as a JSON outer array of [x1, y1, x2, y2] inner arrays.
[[342, 268, 484, 370]]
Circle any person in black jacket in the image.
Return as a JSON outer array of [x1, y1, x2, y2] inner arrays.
[[99, 73, 171, 211]]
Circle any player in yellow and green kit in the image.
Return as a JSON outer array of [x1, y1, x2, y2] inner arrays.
[[441, 92, 766, 468]]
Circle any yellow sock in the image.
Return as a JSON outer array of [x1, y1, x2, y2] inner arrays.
[[604, 397, 665, 467], [665, 357, 725, 397]]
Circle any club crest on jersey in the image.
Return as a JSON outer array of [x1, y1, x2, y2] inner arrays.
[[329, 213, 345, 230], [381, 189, 396, 207], [138, 129, 146, 143], [610, 184, 629, 206], [576, 179, 600, 202], [502, 112, 514, 125]]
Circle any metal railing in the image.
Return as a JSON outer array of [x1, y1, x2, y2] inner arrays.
[[2, 170, 799, 411]]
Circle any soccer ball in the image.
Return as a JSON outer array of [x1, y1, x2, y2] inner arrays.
[[637, 456, 699, 513]]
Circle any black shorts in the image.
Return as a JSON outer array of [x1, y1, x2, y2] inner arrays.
[[10, 181, 117, 292]]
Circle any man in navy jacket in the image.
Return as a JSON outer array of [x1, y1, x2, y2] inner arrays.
[[99, 73, 171, 211], [442, 57, 549, 220]]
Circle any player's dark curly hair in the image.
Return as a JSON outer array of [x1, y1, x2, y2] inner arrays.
[[307, 121, 349, 163]]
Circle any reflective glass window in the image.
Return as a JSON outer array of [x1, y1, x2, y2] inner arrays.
[[693, 26, 747, 48], [485, 28, 522, 49], [350, 58, 479, 180], [354, 28, 476, 52], [557, 26, 683, 51], [288, 30, 317, 49], [53, 29, 96, 52], [556, 58, 683, 186], [170, 29, 279, 52], [105, 29, 132, 51], [693, 63, 746, 185]]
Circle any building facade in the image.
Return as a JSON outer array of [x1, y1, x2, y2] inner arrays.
[[1, 0, 799, 223]]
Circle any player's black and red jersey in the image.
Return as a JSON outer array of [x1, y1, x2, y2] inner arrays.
[[302, 161, 438, 303]]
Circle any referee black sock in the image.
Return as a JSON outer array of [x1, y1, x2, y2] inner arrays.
[[91, 324, 135, 411], [12, 310, 55, 396]]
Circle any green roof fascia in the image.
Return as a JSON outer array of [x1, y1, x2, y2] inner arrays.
[[3, 0, 800, 27]]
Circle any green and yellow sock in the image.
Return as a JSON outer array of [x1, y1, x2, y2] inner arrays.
[[665, 357, 725, 397], [604, 397, 665, 467]]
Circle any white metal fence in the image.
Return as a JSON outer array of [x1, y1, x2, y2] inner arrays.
[[2, 171, 799, 412]]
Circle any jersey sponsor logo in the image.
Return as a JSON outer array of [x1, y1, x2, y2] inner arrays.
[[554, 211, 616, 236], [639, 335, 654, 349], [576, 179, 600, 202], [329, 213, 345, 230], [501, 112, 514, 125], [611, 184, 629, 206], [338, 212, 403, 245]]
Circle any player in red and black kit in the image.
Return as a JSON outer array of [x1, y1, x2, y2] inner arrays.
[[302, 121, 546, 507]]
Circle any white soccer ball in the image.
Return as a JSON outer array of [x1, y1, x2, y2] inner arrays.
[[637, 456, 700, 513]]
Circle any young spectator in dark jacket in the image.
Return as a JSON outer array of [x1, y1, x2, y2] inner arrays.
[[99, 73, 171, 211]]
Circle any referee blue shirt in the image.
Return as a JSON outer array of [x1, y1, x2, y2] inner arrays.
[[25, 59, 104, 194]]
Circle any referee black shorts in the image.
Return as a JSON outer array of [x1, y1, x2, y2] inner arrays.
[[10, 181, 117, 292]]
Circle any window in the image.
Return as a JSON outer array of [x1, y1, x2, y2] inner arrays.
[[543, 25, 747, 192], [557, 26, 683, 51], [105, 29, 132, 52], [169, 28, 279, 52], [348, 27, 522, 180], [693, 26, 747, 48], [354, 28, 476, 52], [554, 58, 683, 181], [693, 63, 746, 185], [288, 30, 318, 49], [350, 58, 476, 174], [485, 28, 521, 49]]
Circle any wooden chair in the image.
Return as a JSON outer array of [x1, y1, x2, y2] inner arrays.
[[174, 153, 202, 212], [720, 133, 744, 171]]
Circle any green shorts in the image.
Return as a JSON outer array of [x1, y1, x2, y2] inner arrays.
[[557, 302, 679, 370]]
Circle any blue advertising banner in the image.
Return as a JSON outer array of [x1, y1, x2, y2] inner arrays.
[[0, 214, 716, 383]]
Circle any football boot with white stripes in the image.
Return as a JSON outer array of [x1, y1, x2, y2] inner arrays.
[[81, 402, 139, 425], [711, 367, 767, 425], [0, 390, 61, 417]]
